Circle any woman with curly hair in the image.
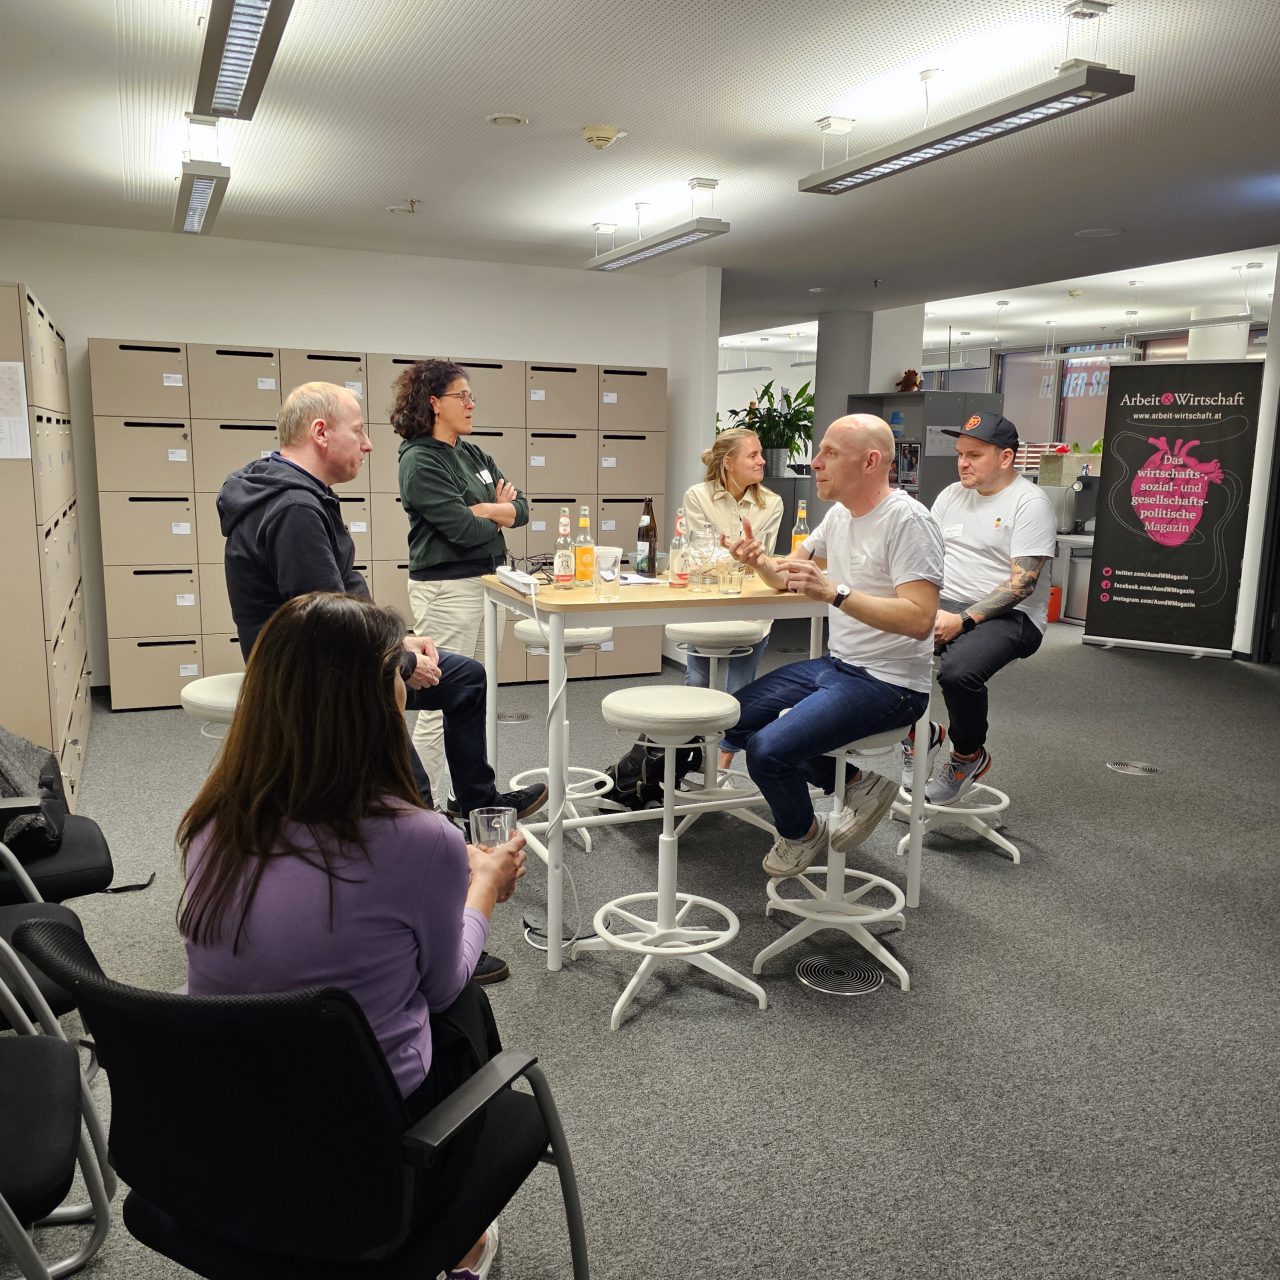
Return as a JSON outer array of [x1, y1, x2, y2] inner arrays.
[[392, 359, 528, 805]]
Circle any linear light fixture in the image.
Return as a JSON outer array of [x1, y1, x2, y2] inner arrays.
[[717, 364, 771, 376], [173, 160, 231, 234], [193, 0, 295, 120], [799, 62, 1135, 195], [586, 216, 731, 271]]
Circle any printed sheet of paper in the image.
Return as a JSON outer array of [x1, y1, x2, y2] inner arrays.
[[0, 361, 31, 459]]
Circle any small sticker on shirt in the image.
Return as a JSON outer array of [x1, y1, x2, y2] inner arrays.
[[944, 524, 964, 539], [478, 468, 493, 483], [846, 552, 866, 568]]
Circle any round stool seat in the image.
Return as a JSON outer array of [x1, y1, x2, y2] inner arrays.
[[838, 724, 911, 755], [601, 685, 740, 741], [180, 673, 243, 723], [512, 619, 613, 650], [664, 619, 766, 649]]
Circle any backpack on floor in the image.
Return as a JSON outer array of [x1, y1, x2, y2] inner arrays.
[[0, 723, 68, 861], [604, 736, 702, 811]]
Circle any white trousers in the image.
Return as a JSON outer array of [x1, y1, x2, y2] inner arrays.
[[407, 577, 504, 802]]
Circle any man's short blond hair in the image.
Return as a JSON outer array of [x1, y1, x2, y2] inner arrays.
[[277, 382, 359, 447]]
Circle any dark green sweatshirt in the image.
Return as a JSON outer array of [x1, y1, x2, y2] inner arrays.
[[398, 434, 529, 580]]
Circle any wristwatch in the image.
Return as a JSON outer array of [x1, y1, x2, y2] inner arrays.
[[833, 584, 851, 611], [960, 612, 977, 634]]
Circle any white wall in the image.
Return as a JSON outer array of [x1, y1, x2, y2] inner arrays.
[[868, 302, 925, 394], [0, 218, 718, 679], [715, 353, 813, 426]]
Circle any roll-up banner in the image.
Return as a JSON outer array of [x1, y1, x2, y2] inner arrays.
[[1084, 361, 1263, 656]]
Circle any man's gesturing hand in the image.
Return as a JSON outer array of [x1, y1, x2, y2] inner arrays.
[[774, 558, 830, 601]]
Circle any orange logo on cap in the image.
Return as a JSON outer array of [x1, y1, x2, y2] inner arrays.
[[963, 415, 982, 431]]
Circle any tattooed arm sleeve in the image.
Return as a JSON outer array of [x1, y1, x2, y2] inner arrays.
[[966, 556, 1051, 623]]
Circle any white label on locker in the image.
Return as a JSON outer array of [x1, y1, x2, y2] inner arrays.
[[529, 389, 546, 401], [163, 373, 184, 386], [531, 520, 547, 532], [168, 448, 188, 462], [478, 468, 493, 483], [0, 361, 31, 458], [602, 392, 618, 404], [349, 521, 368, 533], [602, 456, 617, 468], [530, 455, 546, 467], [257, 377, 278, 391], [345, 381, 364, 394], [179, 663, 198, 677], [171, 522, 192, 535], [600, 641, 615, 652], [261, 449, 273, 458], [602, 520, 616, 531], [176, 593, 196, 607]]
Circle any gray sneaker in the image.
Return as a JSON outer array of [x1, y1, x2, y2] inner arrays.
[[925, 748, 992, 806], [830, 771, 899, 852], [901, 721, 946, 790], [762, 817, 829, 878]]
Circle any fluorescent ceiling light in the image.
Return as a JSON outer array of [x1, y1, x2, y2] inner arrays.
[[717, 365, 771, 376], [173, 160, 231, 234], [586, 217, 730, 271], [799, 63, 1135, 195], [193, 0, 295, 120]]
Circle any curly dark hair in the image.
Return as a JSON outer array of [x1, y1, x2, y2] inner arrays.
[[390, 359, 468, 439]]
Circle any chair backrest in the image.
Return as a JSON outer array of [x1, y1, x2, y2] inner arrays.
[[15, 919, 418, 1263]]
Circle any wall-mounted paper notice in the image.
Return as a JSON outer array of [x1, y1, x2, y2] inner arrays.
[[179, 664, 198, 677], [168, 448, 188, 462], [163, 372, 184, 387], [602, 392, 618, 404], [257, 377, 278, 391], [171, 522, 192, 535], [926, 425, 956, 457], [530, 389, 546, 401], [176, 594, 196, 607], [0, 362, 31, 459], [530, 455, 546, 467]]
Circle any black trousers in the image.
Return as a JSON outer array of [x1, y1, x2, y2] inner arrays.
[[936, 602, 1043, 756]]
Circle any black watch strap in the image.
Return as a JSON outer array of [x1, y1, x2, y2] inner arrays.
[[961, 612, 977, 634]]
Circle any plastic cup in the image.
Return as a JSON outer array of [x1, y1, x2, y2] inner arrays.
[[469, 806, 516, 849], [594, 545, 624, 601]]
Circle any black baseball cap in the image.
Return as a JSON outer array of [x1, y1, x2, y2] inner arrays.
[[942, 411, 1019, 450]]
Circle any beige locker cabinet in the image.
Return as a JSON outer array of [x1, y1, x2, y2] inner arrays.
[[525, 363, 598, 434], [598, 431, 666, 497], [197, 563, 235, 634], [524, 495, 590, 560], [354, 563, 374, 600], [370, 560, 413, 628], [526, 431, 596, 494], [32, 410, 76, 522], [333, 468, 370, 497], [596, 625, 662, 677], [38, 499, 81, 642], [503, 526, 527, 565], [98, 492, 196, 566], [195, 491, 226, 563], [371, 492, 410, 562], [187, 344, 282, 420], [279, 349, 367, 402], [599, 366, 667, 432], [368, 423, 401, 493], [339, 496, 371, 560], [107, 637, 203, 711], [598, 495, 667, 559], [468, 427, 527, 492], [201, 634, 246, 678], [103, 566, 200, 639], [452, 358, 526, 429], [192, 419, 279, 490], [494, 612, 526, 684], [24, 297, 69, 413], [366, 353, 435, 425], [88, 338, 191, 418], [61, 662, 92, 803], [93, 417, 193, 493]]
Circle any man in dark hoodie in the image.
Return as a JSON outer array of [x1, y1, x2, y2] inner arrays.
[[219, 382, 545, 984]]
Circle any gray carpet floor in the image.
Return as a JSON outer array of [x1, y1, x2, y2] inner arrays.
[[7, 621, 1280, 1279]]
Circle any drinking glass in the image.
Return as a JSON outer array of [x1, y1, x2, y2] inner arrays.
[[717, 563, 746, 595], [594, 545, 624, 601], [469, 807, 516, 849], [687, 526, 717, 592]]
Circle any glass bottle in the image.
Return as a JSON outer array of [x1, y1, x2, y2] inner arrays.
[[553, 506, 574, 589], [668, 507, 690, 589], [790, 499, 809, 553], [635, 497, 657, 576], [573, 504, 595, 585]]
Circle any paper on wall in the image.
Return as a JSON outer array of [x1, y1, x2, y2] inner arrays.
[[926, 425, 957, 456], [0, 361, 31, 459]]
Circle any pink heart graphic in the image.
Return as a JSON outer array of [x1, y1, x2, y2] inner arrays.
[[1130, 436, 1224, 548]]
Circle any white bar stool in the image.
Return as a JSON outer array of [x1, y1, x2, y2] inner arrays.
[[509, 619, 615, 852], [178, 673, 243, 737], [571, 686, 768, 1029], [892, 781, 1020, 864], [752, 706, 931, 991], [664, 620, 767, 691]]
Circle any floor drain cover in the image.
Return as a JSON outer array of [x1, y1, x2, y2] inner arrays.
[[1106, 761, 1159, 776], [497, 711, 532, 724], [795, 955, 885, 996]]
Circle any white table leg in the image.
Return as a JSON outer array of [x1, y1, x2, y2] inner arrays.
[[483, 591, 499, 765], [808, 614, 823, 659], [546, 612, 567, 971]]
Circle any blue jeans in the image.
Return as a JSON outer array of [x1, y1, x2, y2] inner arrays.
[[685, 636, 770, 750], [721, 657, 928, 839]]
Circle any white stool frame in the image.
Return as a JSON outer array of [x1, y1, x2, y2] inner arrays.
[[892, 781, 1020, 864]]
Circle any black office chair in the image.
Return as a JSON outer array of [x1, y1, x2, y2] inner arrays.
[[0, 800, 114, 908], [15, 919, 591, 1280]]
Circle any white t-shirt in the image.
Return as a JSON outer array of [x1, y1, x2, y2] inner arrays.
[[803, 490, 944, 693], [931, 475, 1058, 633]]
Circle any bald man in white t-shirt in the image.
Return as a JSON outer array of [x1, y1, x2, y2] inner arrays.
[[720, 415, 944, 880], [908, 411, 1057, 805]]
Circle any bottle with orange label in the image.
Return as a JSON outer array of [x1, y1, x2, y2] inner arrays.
[[790, 499, 809, 553], [573, 504, 595, 585], [668, 507, 690, 589]]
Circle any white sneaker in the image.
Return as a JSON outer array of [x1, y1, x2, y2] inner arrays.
[[829, 771, 898, 853], [901, 721, 946, 791], [762, 817, 828, 878], [446, 1221, 499, 1280]]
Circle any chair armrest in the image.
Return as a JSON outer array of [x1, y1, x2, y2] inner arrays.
[[0, 796, 42, 815], [401, 1049, 537, 1164]]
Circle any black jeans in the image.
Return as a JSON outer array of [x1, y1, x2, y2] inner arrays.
[[403, 650, 501, 814], [936, 603, 1043, 756]]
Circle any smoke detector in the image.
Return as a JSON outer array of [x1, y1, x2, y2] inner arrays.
[[582, 124, 625, 150], [1067, 288, 1084, 298]]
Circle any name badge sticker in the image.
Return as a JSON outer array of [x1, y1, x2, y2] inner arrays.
[[478, 468, 493, 483], [944, 523, 964, 540]]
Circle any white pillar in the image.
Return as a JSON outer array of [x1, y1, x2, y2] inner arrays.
[[813, 311, 872, 448], [664, 266, 723, 515], [1187, 304, 1250, 360]]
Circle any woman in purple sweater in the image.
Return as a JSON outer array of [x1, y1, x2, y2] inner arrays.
[[179, 591, 524, 1280]]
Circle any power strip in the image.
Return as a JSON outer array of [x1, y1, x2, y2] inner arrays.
[[496, 564, 539, 595]]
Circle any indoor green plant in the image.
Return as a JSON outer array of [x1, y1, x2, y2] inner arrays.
[[726, 379, 815, 476]]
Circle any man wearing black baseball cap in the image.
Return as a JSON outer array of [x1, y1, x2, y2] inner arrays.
[[901, 411, 1057, 804]]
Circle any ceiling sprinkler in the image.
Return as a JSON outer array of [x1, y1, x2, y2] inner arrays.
[[582, 125, 624, 150]]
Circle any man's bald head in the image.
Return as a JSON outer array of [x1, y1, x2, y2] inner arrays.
[[825, 414, 894, 469], [812, 413, 896, 513]]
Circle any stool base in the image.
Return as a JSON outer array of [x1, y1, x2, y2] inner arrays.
[[510, 765, 613, 852], [892, 782, 1020, 864], [572, 892, 767, 1030], [754, 865, 909, 990]]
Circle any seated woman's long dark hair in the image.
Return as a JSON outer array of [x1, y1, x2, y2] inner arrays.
[[178, 593, 422, 949]]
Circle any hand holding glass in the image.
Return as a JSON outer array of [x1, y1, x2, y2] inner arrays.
[[469, 806, 516, 849]]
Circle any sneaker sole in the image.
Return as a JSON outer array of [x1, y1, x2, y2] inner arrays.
[[762, 825, 827, 878], [472, 960, 511, 985], [830, 776, 899, 852], [514, 786, 549, 819]]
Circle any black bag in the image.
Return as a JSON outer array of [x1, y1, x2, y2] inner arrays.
[[604, 736, 702, 811], [0, 723, 68, 861]]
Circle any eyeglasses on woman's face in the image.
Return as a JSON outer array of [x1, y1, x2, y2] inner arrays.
[[434, 389, 477, 407]]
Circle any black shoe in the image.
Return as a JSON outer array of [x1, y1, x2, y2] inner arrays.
[[501, 783, 549, 820], [444, 795, 462, 818], [473, 951, 510, 985]]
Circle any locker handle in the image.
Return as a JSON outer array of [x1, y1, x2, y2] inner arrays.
[[458, 361, 504, 370], [601, 369, 648, 378], [213, 348, 275, 359], [118, 343, 183, 354], [304, 353, 361, 363], [121, 420, 187, 429], [602, 434, 646, 441], [338, 496, 367, 504], [135, 640, 196, 649], [530, 432, 577, 439], [472, 430, 504, 437], [528, 365, 578, 374], [531, 498, 578, 503], [215, 423, 276, 431], [126, 496, 191, 503], [130, 569, 195, 577]]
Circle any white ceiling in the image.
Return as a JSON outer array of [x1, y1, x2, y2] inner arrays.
[[1, 0, 1278, 338]]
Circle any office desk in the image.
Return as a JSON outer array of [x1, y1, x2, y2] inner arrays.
[[481, 575, 828, 970]]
